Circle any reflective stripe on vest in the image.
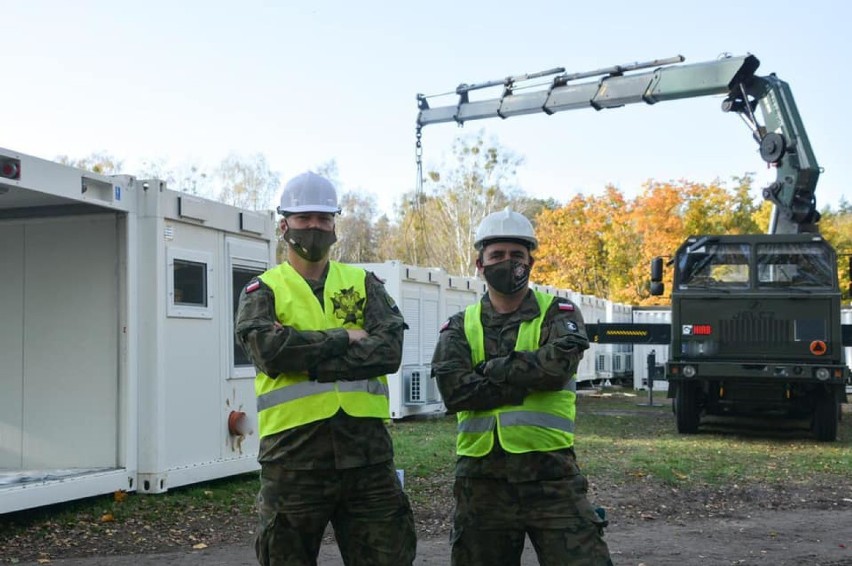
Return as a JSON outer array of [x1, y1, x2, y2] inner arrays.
[[254, 261, 389, 438], [457, 290, 576, 456], [257, 378, 390, 412]]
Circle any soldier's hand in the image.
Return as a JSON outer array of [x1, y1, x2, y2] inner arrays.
[[347, 329, 368, 344]]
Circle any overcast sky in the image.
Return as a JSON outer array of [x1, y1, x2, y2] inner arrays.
[[2, 0, 848, 216]]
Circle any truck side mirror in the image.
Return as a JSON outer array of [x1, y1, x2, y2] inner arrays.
[[848, 256, 851, 296], [650, 257, 663, 282]]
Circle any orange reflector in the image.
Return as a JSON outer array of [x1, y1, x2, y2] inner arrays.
[[809, 340, 827, 356]]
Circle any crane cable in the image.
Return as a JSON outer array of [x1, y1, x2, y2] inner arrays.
[[413, 123, 426, 265]]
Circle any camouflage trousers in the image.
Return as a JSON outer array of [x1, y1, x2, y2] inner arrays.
[[450, 474, 612, 566], [255, 461, 416, 566]]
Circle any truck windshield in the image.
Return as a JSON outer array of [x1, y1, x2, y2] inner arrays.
[[756, 242, 835, 288], [678, 242, 750, 289]]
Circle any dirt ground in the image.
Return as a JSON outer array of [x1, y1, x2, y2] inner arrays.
[[14, 479, 852, 566], [36, 506, 852, 565]]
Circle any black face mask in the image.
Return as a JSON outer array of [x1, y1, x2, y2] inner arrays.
[[483, 259, 531, 295], [284, 227, 337, 262]]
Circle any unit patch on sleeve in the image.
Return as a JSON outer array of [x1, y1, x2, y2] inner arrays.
[[565, 320, 578, 332], [246, 279, 261, 293]]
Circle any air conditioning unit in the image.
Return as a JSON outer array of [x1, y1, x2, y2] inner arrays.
[[404, 367, 441, 405], [405, 369, 425, 404]]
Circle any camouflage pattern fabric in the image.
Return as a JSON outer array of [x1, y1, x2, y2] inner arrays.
[[256, 461, 416, 566], [451, 469, 611, 566], [235, 262, 415, 564], [432, 290, 611, 564]]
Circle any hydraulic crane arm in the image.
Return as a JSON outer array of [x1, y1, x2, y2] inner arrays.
[[416, 54, 820, 234]]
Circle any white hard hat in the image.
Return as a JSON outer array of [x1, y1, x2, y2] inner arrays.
[[277, 172, 341, 215], [474, 207, 538, 250]]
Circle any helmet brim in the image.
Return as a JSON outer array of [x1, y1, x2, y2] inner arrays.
[[475, 236, 538, 251], [278, 204, 342, 215]]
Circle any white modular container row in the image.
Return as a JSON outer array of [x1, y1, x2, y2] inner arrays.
[[843, 308, 852, 377], [578, 295, 608, 382], [0, 147, 276, 512], [445, 273, 485, 320], [604, 302, 634, 380], [355, 262, 459, 419], [631, 308, 672, 392]]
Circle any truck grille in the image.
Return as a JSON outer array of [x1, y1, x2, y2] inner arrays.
[[719, 319, 790, 344]]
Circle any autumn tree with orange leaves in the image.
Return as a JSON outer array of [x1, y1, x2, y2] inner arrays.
[[534, 176, 765, 305]]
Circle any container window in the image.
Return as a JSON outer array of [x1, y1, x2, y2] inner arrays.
[[167, 248, 213, 319], [174, 259, 207, 306]]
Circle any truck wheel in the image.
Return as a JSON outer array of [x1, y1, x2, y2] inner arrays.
[[675, 382, 700, 434], [812, 389, 839, 442]]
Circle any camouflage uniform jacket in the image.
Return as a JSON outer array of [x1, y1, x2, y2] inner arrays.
[[432, 289, 589, 483], [235, 261, 405, 469]]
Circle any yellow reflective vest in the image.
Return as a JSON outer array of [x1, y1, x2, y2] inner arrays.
[[458, 290, 576, 456], [255, 261, 389, 438]]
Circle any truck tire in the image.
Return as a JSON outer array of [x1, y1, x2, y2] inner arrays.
[[675, 382, 700, 434], [812, 389, 839, 442]]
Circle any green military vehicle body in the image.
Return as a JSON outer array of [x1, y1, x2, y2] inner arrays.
[[416, 52, 852, 439], [659, 233, 849, 441]]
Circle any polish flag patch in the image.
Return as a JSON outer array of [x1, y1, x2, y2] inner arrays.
[[246, 280, 261, 293], [558, 302, 574, 311], [439, 320, 450, 332]]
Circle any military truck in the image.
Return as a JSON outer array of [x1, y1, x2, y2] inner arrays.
[[650, 233, 849, 441], [415, 52, 852, 439]]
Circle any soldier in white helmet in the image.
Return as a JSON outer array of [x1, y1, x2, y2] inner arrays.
[[235, 171, 416, 565], [432, 207, 612, 565]]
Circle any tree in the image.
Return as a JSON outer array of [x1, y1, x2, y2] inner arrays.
[[819, 206, 852, 301], [312, 159, 340, 186], [534, 187, 636, 300], [332, 191, 382, 263], [373, 213, 401, 263], [136, 157, 211, 197], [405, 131, 525, 275], [56, 152, 123, 175], [535, 194, 603, 294], [215, 153, 280, 211]]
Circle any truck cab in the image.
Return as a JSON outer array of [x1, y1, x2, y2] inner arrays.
[[657, 233, 849, 440]]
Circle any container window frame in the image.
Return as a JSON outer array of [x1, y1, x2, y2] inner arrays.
[[167, 247, 214, 319]]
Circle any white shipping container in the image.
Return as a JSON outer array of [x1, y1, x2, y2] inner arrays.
[[843, 308, 852, 375], [0, 148, 275, 511], [355, 262, 448, 419], [632, 308, 672, 392]]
